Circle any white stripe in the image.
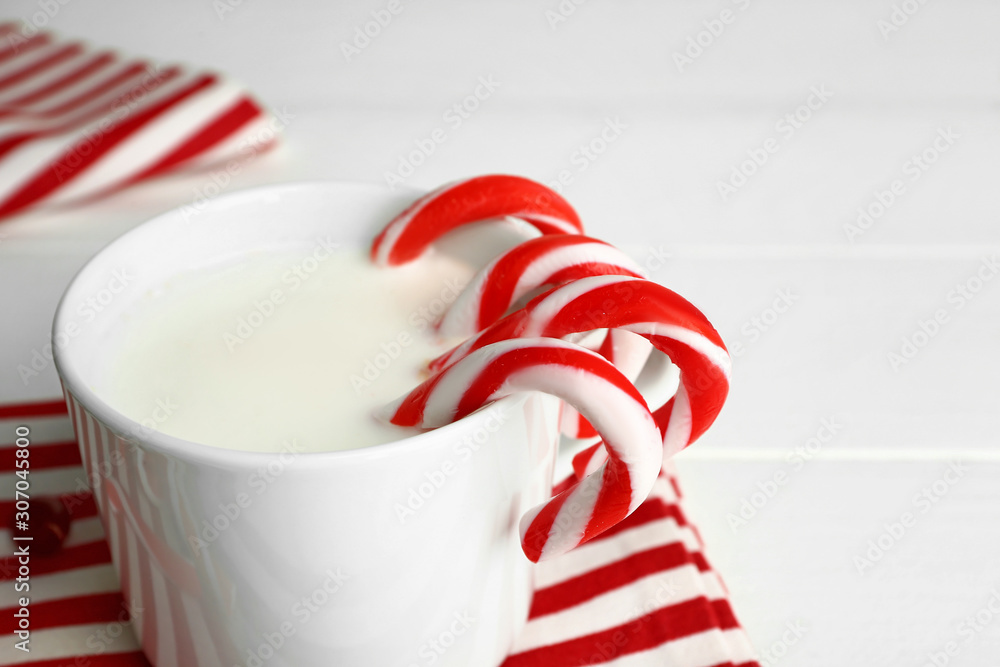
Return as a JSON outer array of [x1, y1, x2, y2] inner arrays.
[[123, 521, 144, 643], [181, 593, 225, 667], [513, 242, 643, 302], [0, 623, 140, 663], [507, 362, 660, 501], [0, 61, 182, 134], [173, 111, 273, 172], [514, 564, 717, 652], [435, 262, 491, 336], [25, 61, 164, 124], [0, 48, 97, 106], [372, 180, 454, 265], [662, 384, 693, 460], [419, 339, 498, 424], [0, 518, 104, 557], [0, 465, 87, 498], [0, 54, 126, 115], [64, 516, 106, 547], [0, 38, 69, 79], [601, 627, 758, 667], [533, 515, 700, 589], [524, 275, 640, 336], [539, 471, 603, 559], [0, 413, 74, 445], [625, 322, 731, 379], [150, 562, 178, 667], [16, 563, 120, 604]]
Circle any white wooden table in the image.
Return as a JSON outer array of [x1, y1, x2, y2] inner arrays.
[[2, 1, 998, 665]]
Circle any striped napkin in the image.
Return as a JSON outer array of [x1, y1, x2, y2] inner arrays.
[[0, 23, 275, 220], [0, 400, 759, 667]]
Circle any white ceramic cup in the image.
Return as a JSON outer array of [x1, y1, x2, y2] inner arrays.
[[53, 182, 562, 667]]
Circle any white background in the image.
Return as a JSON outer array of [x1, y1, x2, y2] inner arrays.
[[1, 1, 998, 665]]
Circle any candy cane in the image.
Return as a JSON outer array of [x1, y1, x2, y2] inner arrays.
[[379, 337, 662, 562], [371, 175, 583, 267], [432, 275, 731, 459], [431, 233, 653, 438], [560, 328, 654, 439], [436, 234, 645, 338]]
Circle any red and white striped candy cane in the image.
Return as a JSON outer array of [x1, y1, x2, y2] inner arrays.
[[431, 233, 653, 438], [431, 275, 731, 461], [370, 175, 583, 267], [436, 234, 645, 338], [561, 328, 654, 439], [380, 337, 662, 562]]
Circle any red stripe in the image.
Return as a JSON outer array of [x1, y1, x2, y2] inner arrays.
[[0, 42, 84, 92], [0, 399, 67, 419], [1, 51, 116, 108], [372, 175, 583, 266], [124, 95, 264, 181], [502, 597, 741, 667], [0, 73, 217, 217], [529, 542, 704, 619], [473, 236, 608, 329], [0, 33, 51, 66], [0, 540, 110, 580], [33, 62, 168, 120], [578, 458, 632, 545], [588, 497, 691, 548], [13, 651, 152, 667], [0, 592, 128, 633], [521, 489, 572, 563], [0, 440, 81, 471]]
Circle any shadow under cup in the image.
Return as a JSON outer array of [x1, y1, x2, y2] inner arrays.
[[52, 183, 562, 667]]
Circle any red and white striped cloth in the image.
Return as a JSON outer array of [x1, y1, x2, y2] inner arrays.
[[0, 400, 760, 667], [0, 23, 276, 220]]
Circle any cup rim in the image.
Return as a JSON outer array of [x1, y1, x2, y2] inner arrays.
[[52, 180, 531, 471]]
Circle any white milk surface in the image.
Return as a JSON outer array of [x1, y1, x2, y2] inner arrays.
[[99, 247, 472, 452]]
